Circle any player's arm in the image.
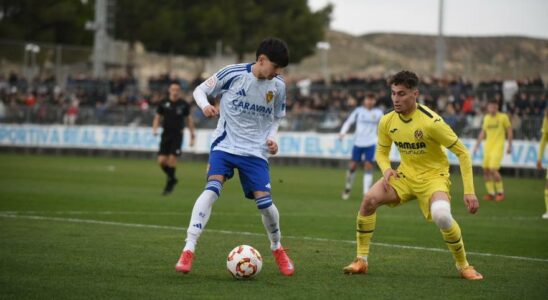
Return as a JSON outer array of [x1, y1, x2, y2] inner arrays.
[[152, 105, 162, 135], [472, 129, 485, 155], [266, 118, 281, 155], [193, 85, 218, 118], [339, 109, 358, 140], [537, 118, 548, 170], [267, 85, 286, 155], [472, 116, 487, 155], [505, 115, 513, 154], [185, 115, 196, 147], [449, 140, 479, 214], [431, 121, 478, 214]]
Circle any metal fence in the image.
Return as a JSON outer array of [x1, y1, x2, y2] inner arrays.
[[0, 103, 543, 140]]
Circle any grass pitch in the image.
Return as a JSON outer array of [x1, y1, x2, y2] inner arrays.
[[1, 153, 547, 299]]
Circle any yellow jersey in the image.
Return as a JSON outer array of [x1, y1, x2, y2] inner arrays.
[[482, 112, 511, 150], [538, 116, 548, 161], [377, 104, 474, 194]]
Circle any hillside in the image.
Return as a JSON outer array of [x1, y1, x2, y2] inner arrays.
[[293, 30, 548, 80]]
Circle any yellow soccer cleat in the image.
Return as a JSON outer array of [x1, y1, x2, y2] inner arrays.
[[459, 265, 483, 280], [343, 258, 368, 274]]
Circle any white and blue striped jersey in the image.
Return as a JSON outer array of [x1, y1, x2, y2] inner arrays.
[[340, 106, 384, 147], [198, 63, 286, 161]]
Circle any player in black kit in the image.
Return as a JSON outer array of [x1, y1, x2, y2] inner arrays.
[[152, 82, 196, 195]]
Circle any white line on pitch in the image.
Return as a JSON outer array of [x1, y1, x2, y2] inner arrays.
[[0, 210, 541, 221], [1, 213, 547, 263]]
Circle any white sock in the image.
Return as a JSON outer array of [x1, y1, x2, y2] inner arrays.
[[363, 172, 373, 195], [183, 186, 220, 252], [345, 170, 356, 191], [259, 202, 281, 251]]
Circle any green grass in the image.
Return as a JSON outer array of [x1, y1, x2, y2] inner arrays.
[[1, 153, 547, 299]]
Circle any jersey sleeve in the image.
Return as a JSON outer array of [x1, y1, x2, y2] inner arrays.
[[198, 65, 240, 97], [274, 81, 286, 119], [502, 114, 511, 129], [429, 118, 459, 149], [448, 139, 475, 194], [156, 103, 164, 115], [183, 101, 191, 117], [376, 115, 393, 174], [430, 119, 474, 194], [339, 109, 358, 135], [481, 116, 488, 131], [539, 117, 548, 161]]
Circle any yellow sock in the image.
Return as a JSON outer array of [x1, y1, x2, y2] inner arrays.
[[544, 189, 548, 213], [485, 180, 495, 195], [356, 213, 376, 258], [494, 180, 504, 194], [440, 220, 469, 269]]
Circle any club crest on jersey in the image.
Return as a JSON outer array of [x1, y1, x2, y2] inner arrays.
[[414, 129, 423, 140], [266, 91, 274, 103]]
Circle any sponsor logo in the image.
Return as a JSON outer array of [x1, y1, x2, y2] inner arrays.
[[394, 141, 427, 149], [193, 223, 202, 229], [205, 76, 216, 88], [434, 118, 441, 122], [390, 128, 398, 133], [265, 183, 271, 189], [199, 212, 206, 218], [231, 100, 272, 115]]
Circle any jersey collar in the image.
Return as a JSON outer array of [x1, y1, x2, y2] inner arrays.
[[398, 103, 418, 123]]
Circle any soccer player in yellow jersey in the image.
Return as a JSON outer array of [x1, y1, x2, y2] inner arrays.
[[536, 109, 548, 219], [472, 99, 512, 202], [343, 70, 483, 280]]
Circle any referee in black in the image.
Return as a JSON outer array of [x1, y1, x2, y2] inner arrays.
[[152, 82, 195, 195]]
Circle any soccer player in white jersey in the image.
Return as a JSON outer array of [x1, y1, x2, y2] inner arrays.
[[174, 38, 294, 276], [339, 93, 384, 200]]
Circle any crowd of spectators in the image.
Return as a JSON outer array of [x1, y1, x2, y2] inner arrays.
[[0, 70, 545, 139]]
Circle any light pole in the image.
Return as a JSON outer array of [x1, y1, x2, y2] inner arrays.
[[24, 43, 40, 83], [435, 0, 446, 78], [86, 0, 107, 78], [316, 41, 331, 85]]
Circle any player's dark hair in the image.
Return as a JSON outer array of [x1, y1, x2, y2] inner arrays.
[[487, 99, 499, 104], [387, 70, 420, 89], [256, 37, 289, 68], [366, 92, 376, 99]]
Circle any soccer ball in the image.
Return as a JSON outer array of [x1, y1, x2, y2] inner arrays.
[[226, 245, 263, 279]]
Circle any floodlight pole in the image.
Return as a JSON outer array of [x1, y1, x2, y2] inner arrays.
[[435, 0, 445, 78], [316, 41, 331, 86], [92, 0, 107, 78]]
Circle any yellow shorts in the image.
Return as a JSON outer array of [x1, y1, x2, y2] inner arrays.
[[482, 147, 503, 169], [388, 172, 452, 221]]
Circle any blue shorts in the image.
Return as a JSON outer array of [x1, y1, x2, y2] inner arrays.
[[207, 150, 271, 199], [351, 145, 376, 162]]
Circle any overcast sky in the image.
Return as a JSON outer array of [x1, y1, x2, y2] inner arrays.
[[308, 0, 548, 39]]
